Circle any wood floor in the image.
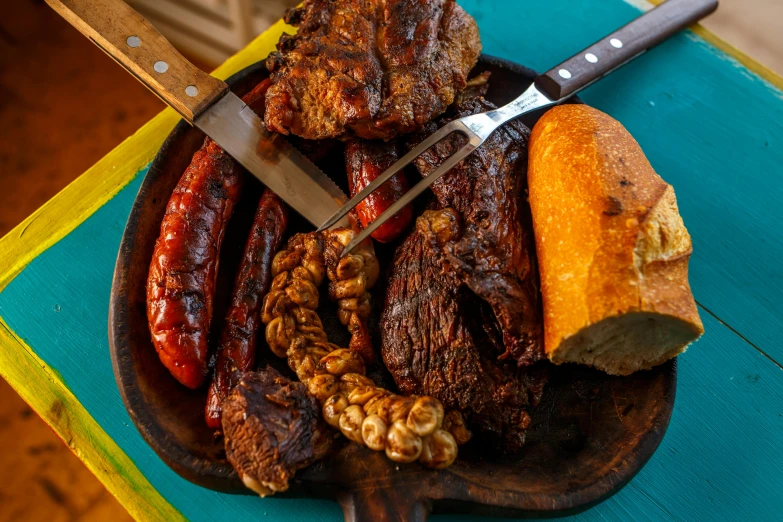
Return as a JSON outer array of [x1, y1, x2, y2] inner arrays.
[[701, 0, 783, 75], [0, 0, 779, 520]]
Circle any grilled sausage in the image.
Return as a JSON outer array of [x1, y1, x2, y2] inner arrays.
[[345, 139, 413, 243], [146, 79, 273, 389], [205, 190, 288, 429]]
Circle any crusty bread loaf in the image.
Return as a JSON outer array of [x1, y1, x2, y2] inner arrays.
[[527, 104, 703, 376]]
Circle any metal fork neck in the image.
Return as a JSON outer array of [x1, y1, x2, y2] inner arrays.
[[486, 83, 556, 126]]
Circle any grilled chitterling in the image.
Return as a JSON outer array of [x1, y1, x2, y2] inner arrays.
[[260, 229, 468, 469]]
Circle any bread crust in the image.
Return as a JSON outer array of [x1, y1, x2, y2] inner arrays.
[[528, 104, 703, 375]]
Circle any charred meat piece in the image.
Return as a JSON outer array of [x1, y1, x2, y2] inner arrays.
[[146, 80, 271, 389], [264, 0, 481, 140], [205, 190, 288, 430], [410, 97, 544, 366], [380, 96, 547, 452], [381, 231, 546, 453], [455, 71, 490, 105], [222, 367, 337, 496], [345, 138, 413, 243]]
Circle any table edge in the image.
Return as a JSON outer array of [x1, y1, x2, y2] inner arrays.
[[0, 316, 185, 522]]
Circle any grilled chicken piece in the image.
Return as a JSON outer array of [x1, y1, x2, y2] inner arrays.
[[264, 0, 481, 140], [222, 367, 337, 496]]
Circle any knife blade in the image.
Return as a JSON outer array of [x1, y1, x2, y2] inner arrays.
[[45, 0, 350, 229], [195, 92, 350, 228]]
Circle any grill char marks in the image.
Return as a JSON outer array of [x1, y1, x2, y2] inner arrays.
[[265, 0, 481, 140]]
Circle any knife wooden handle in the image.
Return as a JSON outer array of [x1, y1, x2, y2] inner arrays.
[[45, 0, 228, 121], [534, 0, 718, 100]]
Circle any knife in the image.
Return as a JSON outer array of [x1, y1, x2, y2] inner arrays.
[[45, 0, 350, 229]]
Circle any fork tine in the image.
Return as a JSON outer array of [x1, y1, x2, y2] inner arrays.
[[317, 122, 465, 232], [341, 141, 477, 255]]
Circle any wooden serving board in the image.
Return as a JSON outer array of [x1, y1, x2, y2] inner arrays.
[[109, 56, 676, 521]]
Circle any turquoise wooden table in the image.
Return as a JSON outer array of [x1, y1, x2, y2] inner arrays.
[[1, 0, 781, 520]]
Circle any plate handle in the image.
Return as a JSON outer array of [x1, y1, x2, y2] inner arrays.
[[338, 488, 430, 522]]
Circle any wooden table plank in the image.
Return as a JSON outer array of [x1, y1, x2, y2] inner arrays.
[[0, 316, 186, 522], [460, 0, 783, 360], [0, 167, 780, 521]]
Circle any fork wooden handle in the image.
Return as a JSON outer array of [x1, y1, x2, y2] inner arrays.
[[534, 0, 718, 100], [45, 0, 228, 121]]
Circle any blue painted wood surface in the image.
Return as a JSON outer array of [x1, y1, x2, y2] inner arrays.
[[0, 167, 781, 521], [1, 0, 782, 520]]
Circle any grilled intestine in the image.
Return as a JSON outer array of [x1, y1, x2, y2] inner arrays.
[[261, 229, 469, 468]]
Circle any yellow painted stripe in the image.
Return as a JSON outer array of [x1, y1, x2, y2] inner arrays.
[[0, 18, 294, 292], [0, 316, 185, 522], [690, 26, 783, 91], [641, 0, 783, 91]]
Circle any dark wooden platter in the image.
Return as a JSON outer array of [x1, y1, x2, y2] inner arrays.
[[109, 56, 676, 522]]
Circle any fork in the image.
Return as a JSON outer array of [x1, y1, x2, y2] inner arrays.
[[319, 0, 718, 255]]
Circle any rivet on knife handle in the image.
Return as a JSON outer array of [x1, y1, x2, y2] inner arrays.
[[45, 0, 228, 122], [534, 0, 719, 100]]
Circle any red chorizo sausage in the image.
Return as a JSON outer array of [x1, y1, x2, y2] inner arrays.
[[147, 79, 273, 389], [205, 189, 288, 429], [345, 139, 413, 243]]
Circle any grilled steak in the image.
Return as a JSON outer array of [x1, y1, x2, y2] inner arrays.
[[411, 97, 544, 366], [264, 0, 481, 140], [380, 98, 546, 452], [382, 231, 546, 452]]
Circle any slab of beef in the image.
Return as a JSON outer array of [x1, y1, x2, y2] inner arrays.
[[222, 367, 338, 496], [382, 230, 546, 452], [380, 98, 546, 452], [412, 97, 544, 366], [264, 0, 481, 140]]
